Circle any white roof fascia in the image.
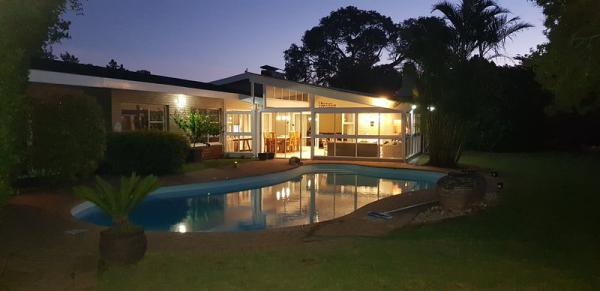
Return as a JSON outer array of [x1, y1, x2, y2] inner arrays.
[[29, 69, 247, 100]]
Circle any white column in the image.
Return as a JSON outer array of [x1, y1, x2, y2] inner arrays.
[[251, 82, 258, 157], [309, 94, 316, 159]]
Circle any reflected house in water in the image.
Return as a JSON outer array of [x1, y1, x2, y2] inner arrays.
[[158, 172, 433, 232]]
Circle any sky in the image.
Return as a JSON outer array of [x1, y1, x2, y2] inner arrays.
[[53, 0, 547, 82]]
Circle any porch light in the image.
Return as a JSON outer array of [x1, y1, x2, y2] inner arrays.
[[373, 97, 393, 108], [175, 94, 187, 109]]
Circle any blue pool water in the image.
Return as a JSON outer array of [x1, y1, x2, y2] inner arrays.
[[72, 164, 443, 232]]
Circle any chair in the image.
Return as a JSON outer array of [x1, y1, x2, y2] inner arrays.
[[263, 132, 275, 152]]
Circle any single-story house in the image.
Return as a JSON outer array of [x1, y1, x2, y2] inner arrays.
[[28, 59, 422, 161]]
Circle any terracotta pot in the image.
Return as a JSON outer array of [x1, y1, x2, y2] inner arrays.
[[99, 227, 147, 266]]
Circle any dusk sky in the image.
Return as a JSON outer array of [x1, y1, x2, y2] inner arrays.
[[54, 0, 547, 82]]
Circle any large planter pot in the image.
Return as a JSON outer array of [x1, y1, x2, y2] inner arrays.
[[188, 144, 224, 162], [437, 185, 476, 211], [258, 152, 268, 161], [99, 227, 147, 266], [436, 171, 485, 211]]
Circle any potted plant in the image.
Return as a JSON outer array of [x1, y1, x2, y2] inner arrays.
[[73, 174, 160, 266], [172, 111, 223, 161]]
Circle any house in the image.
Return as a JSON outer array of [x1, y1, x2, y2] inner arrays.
[[28, 59, 421, 161]]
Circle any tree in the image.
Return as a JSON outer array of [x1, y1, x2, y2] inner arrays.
[[284, 6, 402, 95], [403, 0, 531, 166], [433, 0, 532, 59], [0, 0, 81, 201], [60, 51, 79, 63], [172, 111, 222, 147], [531, 0, 600, 113], [106, 59, 125, 70]]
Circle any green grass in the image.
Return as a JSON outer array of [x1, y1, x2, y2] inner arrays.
[[182, 158, 254, 173], [100, 152, 600, 290]]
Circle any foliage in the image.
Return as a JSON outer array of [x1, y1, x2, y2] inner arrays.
[[106, 59, 126, 70], [284, 6, 402, 95], [0, 0, 80, 196], [531, 0, 600, 113], [466, 65, 552, 151], [172, 111, 221, 147], [29, 93, 106, 183], [433, 0, 532, 59], [404, 0, 531, 167], [59, 51, 79, 63], [74, 174, 160, 231], [104, 131, 190, 175]]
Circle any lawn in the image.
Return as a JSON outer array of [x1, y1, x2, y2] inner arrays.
[[100, 152, 600, 290]]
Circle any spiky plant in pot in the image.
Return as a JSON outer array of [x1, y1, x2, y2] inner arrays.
[[74, 174, 160, 266]]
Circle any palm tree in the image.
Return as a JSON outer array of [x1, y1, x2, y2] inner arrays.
[[433, 0, 532, 59]]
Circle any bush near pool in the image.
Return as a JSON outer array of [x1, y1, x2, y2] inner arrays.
[[104, 132, 190, 175]]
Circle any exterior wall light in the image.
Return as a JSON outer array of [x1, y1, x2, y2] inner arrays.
[[411, 104, 417, 110], [427, 105, 436, 112], [175, 94, 187, 110]]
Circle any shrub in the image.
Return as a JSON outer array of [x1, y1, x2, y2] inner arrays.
[[30, 93, 106, 183], [105, 131, 190, 175], [172, 111, 221, 147]]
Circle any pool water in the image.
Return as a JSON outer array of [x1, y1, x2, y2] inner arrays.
[[73, 165, 442, 232]]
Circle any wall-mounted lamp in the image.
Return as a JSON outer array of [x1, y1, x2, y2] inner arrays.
[[427, 106, 436, 112], [411, 104, 417, 110], [175, 94, 187, 110]]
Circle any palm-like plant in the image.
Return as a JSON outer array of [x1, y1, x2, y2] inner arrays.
[[74, 174, 160, 232], [433, 0, 532, 59]]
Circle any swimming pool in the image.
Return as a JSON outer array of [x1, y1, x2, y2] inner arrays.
[[72, 164, 444, 232]]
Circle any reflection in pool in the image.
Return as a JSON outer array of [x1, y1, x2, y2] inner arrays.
[[75, 167, 440, 232]]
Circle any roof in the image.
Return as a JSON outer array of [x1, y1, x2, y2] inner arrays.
[[212, 71, 387, 98], [260, 65, 281, 71], [30, 58, 247, 95]]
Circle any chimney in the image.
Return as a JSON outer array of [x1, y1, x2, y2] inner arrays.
[[260, 65, 285, 79]]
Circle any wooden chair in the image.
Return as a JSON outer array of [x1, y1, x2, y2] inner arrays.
[[263, 132, 275, 152]]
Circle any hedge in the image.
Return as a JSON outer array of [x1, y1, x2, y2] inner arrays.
[[30, 94, 106, 183], [105, 131, 190, 175]]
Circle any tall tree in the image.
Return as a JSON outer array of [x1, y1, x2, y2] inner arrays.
[[406, 0, 531, 166], [433, 0, 532, 59], [284, 6, 402, 95], [532, 0, 600, 113], [0, 0, 80, 200]]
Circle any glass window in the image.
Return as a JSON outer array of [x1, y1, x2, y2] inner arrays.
[[357, 113, 379, 135], [379, 113, 403, 136], [226, 113, 252, 133], [380, 138, 403, 159], [338, 113, 355, 135], [120, 103, 166, 132], [356, 139, 378, 157], [316, 113, 336, 135], [226, 135, 252, 152], [335, 138, 356, 157]]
